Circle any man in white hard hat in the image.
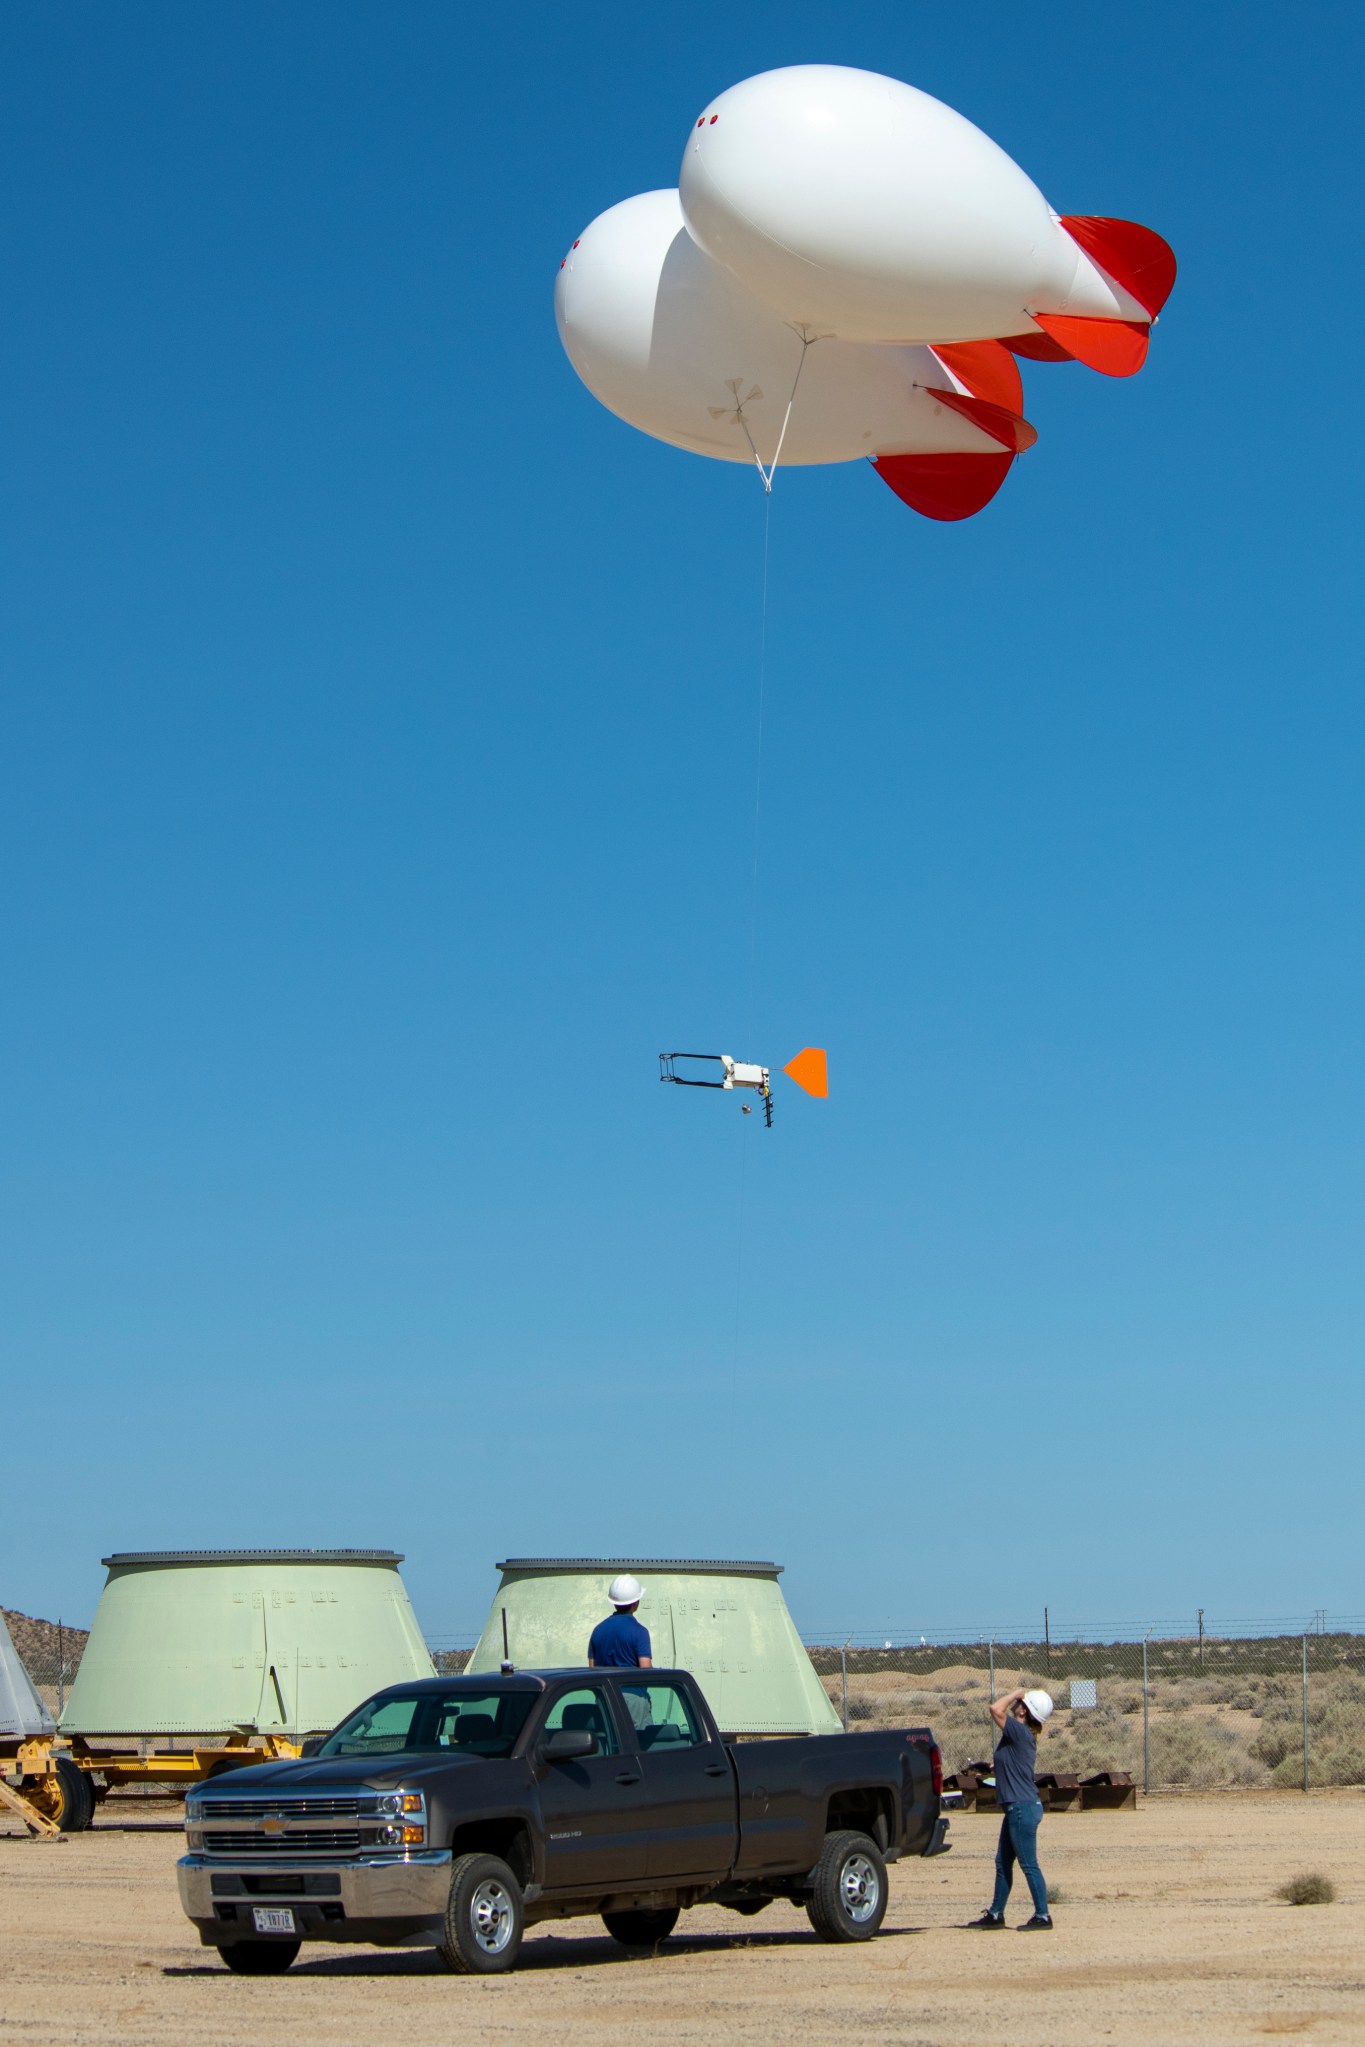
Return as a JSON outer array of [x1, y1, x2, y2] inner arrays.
[[587, 1575, 653, 1672], [966, 1686, 1054, 1932]]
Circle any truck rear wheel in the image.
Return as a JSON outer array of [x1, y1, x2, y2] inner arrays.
[[21, 1757, 94, 1832], [219, 1940, 300, 1973], [437, 1852, 524, 1974], [805, 1829, 888, 1943], [602, 1907, 679, 1948]]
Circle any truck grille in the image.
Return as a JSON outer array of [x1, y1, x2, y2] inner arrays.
[[203, 1829, 364, 1855], [200, 1798, 363, 1820]]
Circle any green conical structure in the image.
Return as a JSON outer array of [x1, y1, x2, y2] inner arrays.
[[467, 1558, 841, 1736], [61, 1550, 435, 1737]]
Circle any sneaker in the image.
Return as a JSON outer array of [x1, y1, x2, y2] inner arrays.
[[1018, 1914, 1053, 1931], [965, 1911, 1005, 1929]]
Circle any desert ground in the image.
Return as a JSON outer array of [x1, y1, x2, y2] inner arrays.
[[2, 1794, 1362, 2046]]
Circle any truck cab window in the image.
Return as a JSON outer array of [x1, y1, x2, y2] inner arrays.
[[324, 1695, 417, 1756], [542, 1686, 620, 1756], [633, 1683, 706, 1748], [320, 1688, 534, 1758]]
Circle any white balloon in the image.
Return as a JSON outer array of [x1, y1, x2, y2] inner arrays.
[[679, 65, 1163, 351], [556, 190, 1028, 471]]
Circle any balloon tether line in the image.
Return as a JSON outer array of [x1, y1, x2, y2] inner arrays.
[[731, 484, 773, 1442], [733, 327, 818, 493]]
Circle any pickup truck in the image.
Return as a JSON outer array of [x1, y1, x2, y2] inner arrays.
[[178, 1666, 947, 1974]]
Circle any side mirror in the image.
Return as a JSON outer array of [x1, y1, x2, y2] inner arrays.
[[298, 1736, 325, 1758], [542, 1728, 598, 1763]]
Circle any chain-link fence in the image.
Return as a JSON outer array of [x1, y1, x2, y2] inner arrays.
[[13, 1609, 1364, 1792], [803, 1629, 1365, 1791]]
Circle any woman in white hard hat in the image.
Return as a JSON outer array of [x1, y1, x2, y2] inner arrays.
[[967, 1686, 1054, 1931]]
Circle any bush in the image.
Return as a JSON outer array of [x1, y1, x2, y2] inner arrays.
[[1276, 1873, 1335, 1906], [1249, 1720, 1294, 1770], [1150, 1716, 1266, 1789]]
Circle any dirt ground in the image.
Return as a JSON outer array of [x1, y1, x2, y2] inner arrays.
[[2, 1794, 1362, 2046]]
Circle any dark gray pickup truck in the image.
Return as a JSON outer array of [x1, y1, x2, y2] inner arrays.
[[179, 1667, 947, 1973]]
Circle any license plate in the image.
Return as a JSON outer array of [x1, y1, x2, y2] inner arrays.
[[251, 1907, 297, 1935]]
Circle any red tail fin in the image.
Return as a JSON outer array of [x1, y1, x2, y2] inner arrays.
[[1060, 215, 1177, 318], [924, 386, 1037, 453], [1000, 329, 1075, 364], [872, 451, 1015, 521], [1031, 311, 1150, 377], [928, 340, 1023, 415]]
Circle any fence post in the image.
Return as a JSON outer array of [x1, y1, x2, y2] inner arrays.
[[1142, 1628, 1152, 1796], [840, 1638, 850, 1731], [988, 1636, 996, 1705], [57, 1620, 65, 1718], [1301, 1635, 1310, 1793]]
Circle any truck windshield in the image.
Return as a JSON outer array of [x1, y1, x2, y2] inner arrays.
[[318, 1689, 535, 1759]]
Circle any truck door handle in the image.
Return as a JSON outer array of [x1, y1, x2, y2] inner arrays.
[[615, 1771, 641, 1786], [704, 1765, 729, 1777]]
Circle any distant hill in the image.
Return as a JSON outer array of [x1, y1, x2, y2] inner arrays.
[[1, 1608, 88, 1680]]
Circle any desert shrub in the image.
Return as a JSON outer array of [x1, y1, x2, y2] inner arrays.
[[1040, 1703, 1141, 1778], [1149, 1715, 1267, 1789], [1276, 1872, 1335, 1906], [1249, 1719, 1295, 1770], [846, 1693, 876, 1722], [1310, 1744, 1365, 1787]]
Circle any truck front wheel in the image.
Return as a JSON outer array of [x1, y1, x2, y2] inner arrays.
[[437, 1852, 524, 1974], [219, 1941, 300, 1973], [602, 1907, 680, 1948], [805, 1829, 888, 1943]]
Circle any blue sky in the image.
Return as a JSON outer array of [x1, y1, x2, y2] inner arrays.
[[4, 3, 1363, 1644]]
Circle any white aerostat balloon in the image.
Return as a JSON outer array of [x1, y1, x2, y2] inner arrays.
[[556, 189, 1036, 520], [679, 65, 1175, 376]]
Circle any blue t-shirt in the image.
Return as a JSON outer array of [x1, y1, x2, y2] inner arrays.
[[588, 1610, 651, 1668], [993, 1712, 1038, 1806]]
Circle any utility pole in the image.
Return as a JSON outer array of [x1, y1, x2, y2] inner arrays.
[[1197, 1607, 1204, 1671]]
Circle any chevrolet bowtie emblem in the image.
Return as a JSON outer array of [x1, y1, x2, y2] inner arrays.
[[262, 1814, 286, 1835]]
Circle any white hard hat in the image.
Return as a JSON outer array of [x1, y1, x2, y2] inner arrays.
[[608, 1573, 643, 1607], [1023, 1689, 1054, 1725]]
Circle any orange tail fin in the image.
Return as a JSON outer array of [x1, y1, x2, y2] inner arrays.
[[783, 1047, 828, 1098]]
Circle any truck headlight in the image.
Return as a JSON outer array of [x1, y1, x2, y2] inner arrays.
[[185, 1829, 204, 1849]]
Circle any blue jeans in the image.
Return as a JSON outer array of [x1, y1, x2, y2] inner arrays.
[[990, 1799, 1048, 1918]]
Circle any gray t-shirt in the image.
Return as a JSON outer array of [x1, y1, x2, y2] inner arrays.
[[993, 1712, 1038, 1806]]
